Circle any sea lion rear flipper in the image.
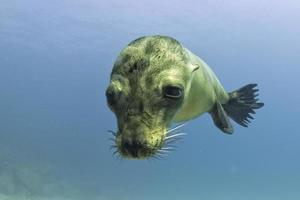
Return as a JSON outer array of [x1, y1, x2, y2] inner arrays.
[[222, 84, 264, 127], [210, 101, 234, 134]]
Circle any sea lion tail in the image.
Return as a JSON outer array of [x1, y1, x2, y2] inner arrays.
[[223, 83, 264, 127]]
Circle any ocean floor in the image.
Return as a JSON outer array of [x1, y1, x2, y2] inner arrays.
[[0, 146, 105, 200]]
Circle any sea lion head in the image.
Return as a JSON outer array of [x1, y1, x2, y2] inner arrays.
[[106, 35, 198, 159]]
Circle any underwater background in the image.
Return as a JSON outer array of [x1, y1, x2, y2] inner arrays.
[[1, 0, 300, 199]]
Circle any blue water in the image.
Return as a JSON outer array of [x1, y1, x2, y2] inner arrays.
[[1, 0, 300, 199]]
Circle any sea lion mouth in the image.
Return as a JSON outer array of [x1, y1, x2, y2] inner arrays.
[[108, 123, 187, 160], [119, 143, 157, 159]]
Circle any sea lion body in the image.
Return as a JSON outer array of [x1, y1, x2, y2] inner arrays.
[[106, 35, 264, 159], [173, 48, 229, 122]]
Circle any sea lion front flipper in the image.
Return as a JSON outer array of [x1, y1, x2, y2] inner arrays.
[[210, 101, 234, 134]]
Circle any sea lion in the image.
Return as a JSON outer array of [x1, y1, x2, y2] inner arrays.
[[106, 35, 264, 159]]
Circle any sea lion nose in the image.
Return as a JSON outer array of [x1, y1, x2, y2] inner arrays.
[[122, 139, 143, 157]]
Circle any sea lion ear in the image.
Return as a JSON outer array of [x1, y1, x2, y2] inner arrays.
[[188, 63, 200, 73], [192, 65, 199, 73]]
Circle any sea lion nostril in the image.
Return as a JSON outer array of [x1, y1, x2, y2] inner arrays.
[[122, 140, 143, 157]]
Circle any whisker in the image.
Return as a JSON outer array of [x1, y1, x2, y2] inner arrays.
[[152, 156, 160, 160], [108, 129, 117, 136], [166, 123, 186, 134], [165, 132, 187, 140], [164, 138, 181, 145], [109, 145, 117, 150], [163, 137, 183, 145], [161, 147, 176, 151], [154, 127, 187, 159], [113, 150, 118, 155], [164, 144, 178, 149], [154, 154, 164, 160], [158, 149, 170, 154]]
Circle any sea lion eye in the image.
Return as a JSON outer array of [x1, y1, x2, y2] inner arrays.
[[163, 86, 183, 99]]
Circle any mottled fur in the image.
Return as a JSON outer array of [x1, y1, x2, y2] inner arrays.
[[106, 35, 263, 159]]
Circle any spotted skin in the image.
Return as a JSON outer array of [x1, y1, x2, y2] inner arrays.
[[106, 35, 263, 159]]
